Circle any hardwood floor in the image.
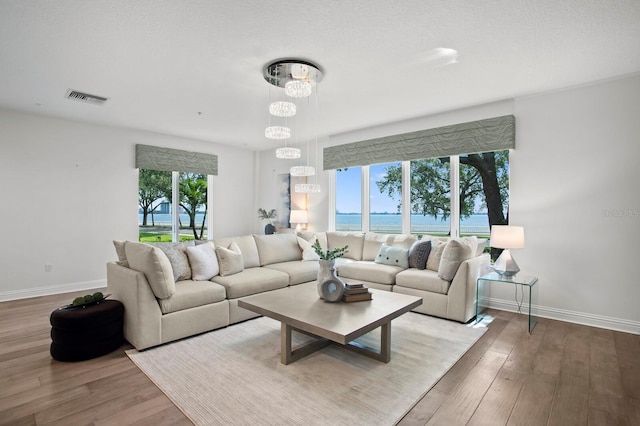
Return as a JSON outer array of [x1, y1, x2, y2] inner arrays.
[[1, 290, 639, 425]]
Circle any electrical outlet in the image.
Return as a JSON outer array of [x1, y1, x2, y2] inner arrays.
[[45, 264, 53, 272]]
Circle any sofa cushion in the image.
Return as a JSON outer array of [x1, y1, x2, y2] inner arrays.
[[337, 261, 404, 285], [326, 232, 364, 260], [388, 234, 419, 249], [297, 236, 320, 261], [158, 280, 227, 314], [254, 233, 302, 266], [426, 239, 448, 271], [264, 261, 319, 285], [215, 242, 244, 277], [211, 267, 289, 299], [395, 268, 451, 295], [438, 237, 477, 281], [186, 242, 219, 281], [124, 241, 176, 299], [408, 240, 432, 270], [214, 235, 260, 268], [148, 241, 195, 281], [374, 244, 409, 268], [362, 233, 391, 261]]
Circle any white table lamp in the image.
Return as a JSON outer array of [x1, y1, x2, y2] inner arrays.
[[289, 210, 308, 232], [490, 225, 525, 277]]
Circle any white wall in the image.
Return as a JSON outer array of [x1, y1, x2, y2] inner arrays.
[[256, 74, 640, 333], [0, 108, 255, 300], [510, 73, 640, 332]]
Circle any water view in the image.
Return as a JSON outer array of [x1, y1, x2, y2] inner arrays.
[[337, 213, 490, 235]]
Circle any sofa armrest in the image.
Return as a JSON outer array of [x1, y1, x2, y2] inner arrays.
[[446, 253, 491, 322], [107, 262, 162, 350]]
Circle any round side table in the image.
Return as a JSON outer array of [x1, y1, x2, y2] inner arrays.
[[50, 299, 124, 362]]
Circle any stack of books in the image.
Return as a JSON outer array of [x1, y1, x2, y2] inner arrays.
[[342, 282, 372, 302]]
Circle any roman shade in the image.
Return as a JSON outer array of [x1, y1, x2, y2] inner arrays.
[[135, 144, 218, 175], [323, 115, 515, 170]]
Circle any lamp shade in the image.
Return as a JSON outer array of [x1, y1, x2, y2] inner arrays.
[[289, 210, 308, 224], [490, 225, 525, 249]]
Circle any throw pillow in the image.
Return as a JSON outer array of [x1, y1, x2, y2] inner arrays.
[[124, 241, 176, 299], [186, 242, 220, 281], [408, 240, 432, 270], [148, 241, 195, 281], [438, 236, 477, 281], [374, 244, 409, 269], [215, 242, 244, 276], [473, 238, 487, 256], [113, 240, 129, 266], [297, 236, 320, 261], [426, 239, 448, 271]]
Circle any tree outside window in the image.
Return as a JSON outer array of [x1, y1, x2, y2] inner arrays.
[[138, 169, 208, 242]]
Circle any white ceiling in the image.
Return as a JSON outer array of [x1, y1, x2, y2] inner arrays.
[[1, 0, 639, 150]]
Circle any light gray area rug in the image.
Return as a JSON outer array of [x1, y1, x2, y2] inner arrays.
[[127, 313, 486, 425]]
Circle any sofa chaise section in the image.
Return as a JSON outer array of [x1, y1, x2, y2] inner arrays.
[[107, 261, 229, 350]]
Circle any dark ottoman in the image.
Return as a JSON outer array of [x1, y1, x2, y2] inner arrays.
[[50, 299, 124, 362]]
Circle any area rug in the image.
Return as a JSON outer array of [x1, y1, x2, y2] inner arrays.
[[127, 313, 486, 425]]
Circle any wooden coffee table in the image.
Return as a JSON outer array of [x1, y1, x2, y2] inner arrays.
[[238, 283, 422, 365]]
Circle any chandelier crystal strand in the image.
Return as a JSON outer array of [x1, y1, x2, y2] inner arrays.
[[275, 147, 301, 159], [311, 78, 321, 192], [269, 101, 296, 117], [285, 80, 312, 98], [265, 126, 290, 139], [290, 165, 315, 176]]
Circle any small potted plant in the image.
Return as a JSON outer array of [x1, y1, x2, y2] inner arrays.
[[257, 208, 277, 234]]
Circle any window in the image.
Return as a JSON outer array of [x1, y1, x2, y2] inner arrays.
[[408, 158, 451, 236], [178, 172, 208, 240], [458, 150, 509, 238], [370, 162, 402, 233], [335, 167, 362, 231], [333, 152, 509, 238], [138, 170, 209, 242], [138, 169, 173, 242]]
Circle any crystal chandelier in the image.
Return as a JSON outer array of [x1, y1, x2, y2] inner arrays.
[[295, 183, 321, 193], [269, 101, 296, 117], [285, 80, 312, 98], [275, 147, 301, 159], [290, 165, 315, 176], [264, 59, 323, 193], [264, 126, 290, 140]]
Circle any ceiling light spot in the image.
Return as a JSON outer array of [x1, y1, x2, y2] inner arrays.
[[423, 48, 459, 67]]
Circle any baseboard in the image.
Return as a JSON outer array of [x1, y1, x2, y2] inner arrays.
[[0, 279, 107, 302], [487, 297, 640, 335]]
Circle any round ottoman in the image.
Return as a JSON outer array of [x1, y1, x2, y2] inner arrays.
[[50, 299, 124, 362]]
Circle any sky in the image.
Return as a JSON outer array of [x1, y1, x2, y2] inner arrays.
[[336, 163, 401, 214]]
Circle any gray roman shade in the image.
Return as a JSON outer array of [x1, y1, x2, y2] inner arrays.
[[135, 144, 218, 175], [323, 115, 515, 170]]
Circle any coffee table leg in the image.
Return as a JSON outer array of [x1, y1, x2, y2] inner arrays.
[[281, 323, 292, 365], [380, 322, 391, 362], [281, 323, 331, 365], [344, 322, 392, 363]]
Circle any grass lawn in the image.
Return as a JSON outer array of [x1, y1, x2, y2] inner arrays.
[[139, 232, 195, 242]]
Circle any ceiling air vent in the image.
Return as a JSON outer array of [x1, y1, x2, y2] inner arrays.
[[65, 89, 109, 105]]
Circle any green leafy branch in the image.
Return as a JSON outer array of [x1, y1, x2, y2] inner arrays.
[[312, 239, 349, 260]]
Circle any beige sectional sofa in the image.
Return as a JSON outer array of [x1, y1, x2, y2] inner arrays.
[[108, 231, 489, 350]]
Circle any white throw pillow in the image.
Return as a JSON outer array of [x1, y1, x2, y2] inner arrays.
[[124, 241, 176, 299], [438, 237, 477, 281], [215, 242, 244, 276], [186, 242, 220, 281], [297, 236, 320, 261], [374, 244, 409, 269]]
